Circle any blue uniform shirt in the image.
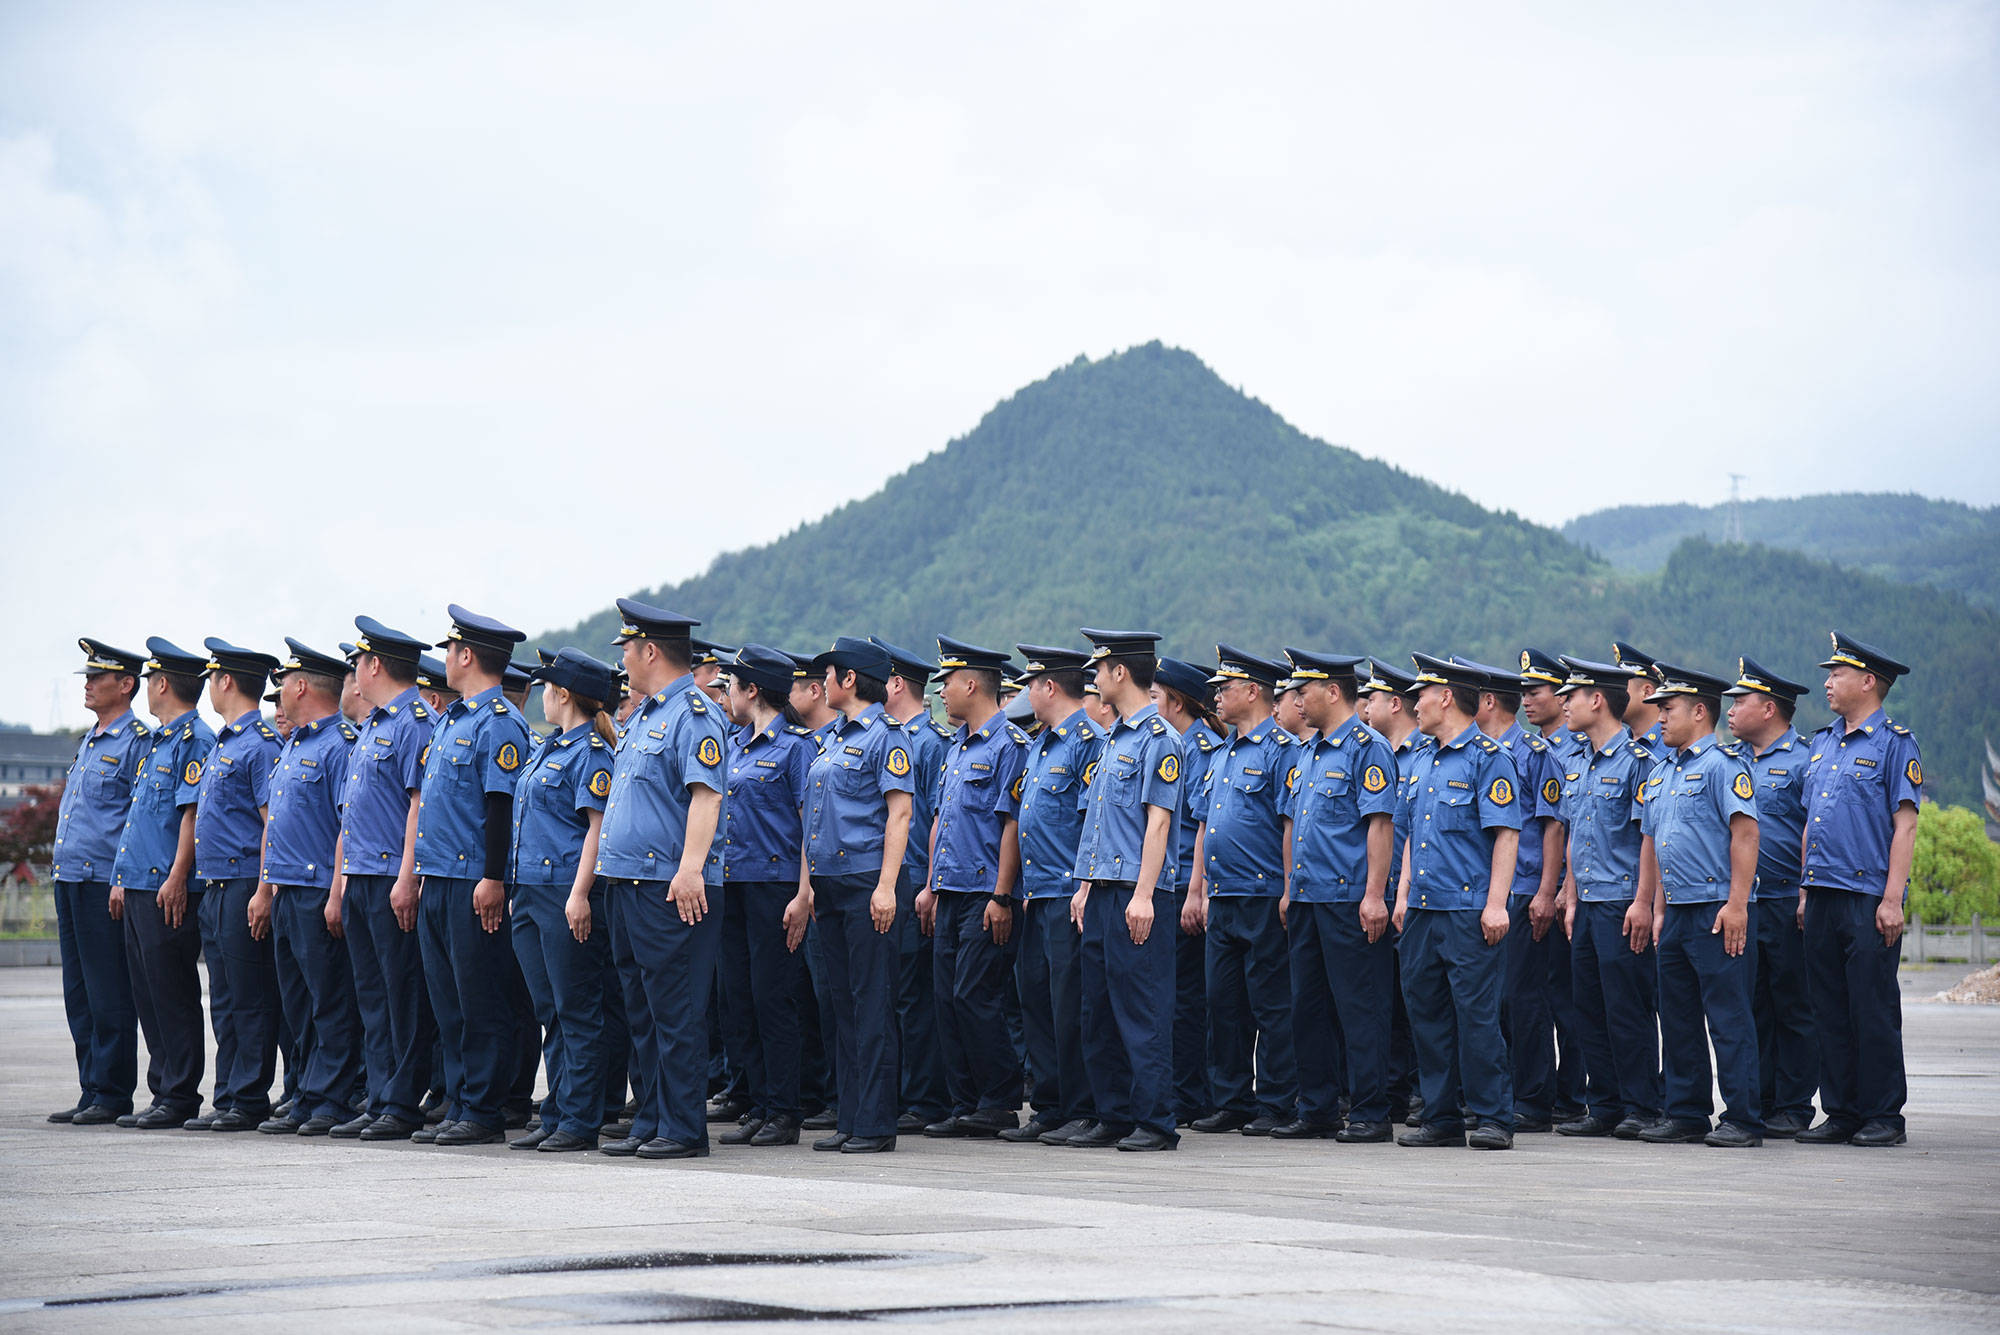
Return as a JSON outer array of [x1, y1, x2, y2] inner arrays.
[[1388, 730, 1434, 894], [1802, 709, 1924, 898], [895, 712, 951, 887], [1016, 708, 1101, 900], [597, 675, 728, 883], [414, 685, 530, 879], [1287, 716, 1399, 903], [802, 702, 917, 878], [193, 709, 282, 881], [1200, 720, 1295, 895], [1640, 731, 1756, 905], [509, 723, 613, 887], [1558, 727, 1654, 903], [263, 712, 358, 888], [112, 710, 214, 892], [1403, 724, 1523, 912], [1739, 728, 1809, 898], [1071, 703, 1181, 891], [1172, 719, 1223, 889], [1496, 722, 1563, 897], [339, 687, 434, 876], [52, 710, 149, 883], [931, 709, 1028, 896], [720, 716, 815, 883]]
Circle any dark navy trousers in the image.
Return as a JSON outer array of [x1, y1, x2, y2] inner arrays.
[[510, 881, 612, 1137], [717, 880, 806, 1120], [123, 887, 206, 1114], [608, 879, 721, 1148], [1502, 894, 1559, 1120], [932, 891, 1018, 1115], [896, 870, 947, 1120], [1399, 908, 1513, 1130], [1570, 898, 1662, 1121], [1548, 921, 1588, 1117], [1805, 887, 1906, 1131], [1204, 894, 1298, 1120], [1752, 892, 1818, 1124], [1169, 888, 1210, 1121], [1292, 901, 1394, 1124], [1657, 901, 1762, 1130], [418, 876, 520, 1131], [810, 873, 900, 1139], [1079, 882, 1176, 1139], [272, 885, 361, 1120], [1017, 895, 1092, 1125], [197, 877, 279, 1115], [341, 874, 435, 1122], [54, 879, 137, 1112], [802, 917, 842, 1117]]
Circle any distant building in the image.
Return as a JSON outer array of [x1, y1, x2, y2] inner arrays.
[[0, 730, 77, 812]]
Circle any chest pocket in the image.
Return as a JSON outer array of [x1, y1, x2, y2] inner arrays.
[[1233, 765, 1270, 795], [1037, 765, 1079, 798], [1674, 773, 1708, 807], [1107, 756, 1142, 806], [958, 766, 1003, 811], [1437, 788, 1478, 830], [1313, 770, 1356, 814], [1839, 765, 1884, 805], [291, 761, 327, 789], [85, 755, 128, 795]]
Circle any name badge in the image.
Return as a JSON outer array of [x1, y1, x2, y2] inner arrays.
[[1853, 757, 1878, 768], [755, 759, 777, 768], [845, 745, 864, 756], [970, 762, 991, 772], [1447, 779, 1471, 790]]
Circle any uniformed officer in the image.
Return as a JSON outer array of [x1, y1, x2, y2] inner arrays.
[[1005, 645, 1102, 1144], [1281, 648, 1400, 1141], [1393, 654, 1522, 1150], [336, 616, 439, 1142], [596, 599, 730, 1160], [1185, 646, 1299, 1136], [1069, 628, 1182, 1151], [505, 648, 620, 1153], [713, 644, 818, 1147], [794, 636, 916, 1154], [416, 654, 458, 715], [188, 638, 283, 1131], [918, 637, 1029, 1138], [1357, 657, 1430, 1123], [1552, 655, 1663, 1139], [1083, 678, 1119, 732], [1798, 631, 1923, 1147], [692, 639, 733, 706], [1636, 662, 1763, 1146], [1152, 657, 1221, 1126], [49, 639, 146, 1125], [1723, 656, 1818, 1137], [413, 605, 531, 1147], [338, 647, 368, 726], [1612, 642, 1666, 753], [781, 648, 841, 1128], [260, 642, 362, 1136], [109, 638, 216, 1128], [1516, 646, 1587, 1122], [1273, 677, 1314, 743]]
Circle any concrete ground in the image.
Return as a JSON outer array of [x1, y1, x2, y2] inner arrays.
[[1, 962, 1995, 1333]]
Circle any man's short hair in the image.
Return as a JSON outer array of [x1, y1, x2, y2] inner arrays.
[[365, 652, 418, 686], [158, 671, 204, 707]]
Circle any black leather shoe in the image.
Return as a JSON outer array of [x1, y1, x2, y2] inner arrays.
[[1705, 1122, 1763, 1148], [1762, 1112, 1810, 1139], [999, 1118, 1060, 1143], [1268, 1118, 1341, 1139], [706, 1095, 752, 1124], [895, 1111, 928, 1133], [258, 1114, 306, 1135], [1039, 1118, 1097, 1146], [510, 1126, 555, 1150], [922, 1116, 966, 1137], [599, 1135, 645, 1157], [954, 1109, 1018, 1137], [1612, 1115, 1660, 1140], [637, 1137, 709, 1159], [48, 1100, 86, 1124], [296, 1114, 343, 1137], [1512, 1116, 1552, 1134], [1556, 1113, 1618, 1137], [719, 1118, 765, 1146], [273, 1097, 295, 1119], [1190, 1109, 1253, 1133], [409, 1121, 449, 1144], [1797, 1118, 1861, 1145], [71, 1104, 123, 1126], [330, 1112, 374, 1139], [134, 1106, 192, 1129], [1335, 1120, 1393, 1143], [183, 1110, 219, 1131], [1851, 1119, 1907, 1147], [1116, 1127, 1177, 1151], [1397, 1124, 1466, 1147], [802, 1110, 839, 1131], [435, 1122, 503, 1146], [1065, 1121, 1129, 1148], [1638, 1118, 1708, 1143], [1240, 1114, 1285, 1136], [537, 1130, 598, 1152], [751, 1115, 801, 1146], [599, 1122, 632, 1141], [812, 1132, 852, 1152], [212, 1109, 261, 1132], [359, 1115, 421, 1142], [840, 1134, 896, 1154], [1468, 1124, 1514, 1150]]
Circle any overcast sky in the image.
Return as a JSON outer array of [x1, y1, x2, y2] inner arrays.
[[3, 1, 1996, 731]]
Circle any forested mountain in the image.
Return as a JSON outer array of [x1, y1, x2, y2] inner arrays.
[[1562, 494, 2000, 610], [537, 343, 1998, 808]]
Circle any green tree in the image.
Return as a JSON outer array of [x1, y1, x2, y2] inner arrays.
[[1907, 804, 2000, 926]]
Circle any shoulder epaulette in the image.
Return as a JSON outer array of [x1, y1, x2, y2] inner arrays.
[[1630, 740, 1653, 759], [493, 700, 510, 715], [180, 724, 195, 740], [1475, 735, 1500, 753], [1526, 734, 1546, 753], [133, 720, 151, 737], [1004, 722, 1030, 744], [1889, 721, 1911, 736], [1718, 740, 1742, 759], [1149, 717, 1168, 736], [412, 702, 430, 720], [255, 720, 280, 741], [338, 722, 358, 742], [930, 720, 952, 740], [1195, 732, 1217, 751], [684, 688, 708, 714], [786, 723, 812, 736], [588, 733, 607, 749]]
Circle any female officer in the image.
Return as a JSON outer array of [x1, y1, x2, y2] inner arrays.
[[714, 644, 818, 1146], [789, 637, 916, 1154], [505, 648, 619, 1153]]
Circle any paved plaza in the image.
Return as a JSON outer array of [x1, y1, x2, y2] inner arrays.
[[1, 963, 1995, 1333]]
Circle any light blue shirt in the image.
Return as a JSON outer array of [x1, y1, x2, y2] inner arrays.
[[1071, 704, 1182, 891], [1641, 732, 1757, 905], [52, 710, 149, 883], [1403, 724, 1523, 912], [1287, 717, 1399, 903], [802, 702, 917, 879], [1802, 709, 1924, 898], [596, 675, 728, 884]]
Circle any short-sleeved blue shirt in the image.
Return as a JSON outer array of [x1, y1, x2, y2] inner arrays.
[[193, 709, 282, 881], [1287, 716, 1399, 903], [52, 710, 149, 884], [1739, 728, 1808, 897], [1641, 732, 1757, 905], [720, 716, 815, 884], [339, 686, 435, 876], [802, 703, 918, 879], [509, 722, 613, 887], [597, 675, 729, 884], [1199, 720, 1295, 897], [931, 709, 1028, 896], [1016, 708, 1101, 901], [894, 711, 951, 887], [263, 712, 357, 888], [112, 710, 214, 892], [1558, 727, 1654, 904], [1388, 730, 1434, 894], [1071, 703, 1182, 891], [414, 685, 531, 879], [1403, 724, 1524, 912], [1172, 719, 1223, 889], [1802, 709, 1924, 898], [1496, 722, 1563, 897]]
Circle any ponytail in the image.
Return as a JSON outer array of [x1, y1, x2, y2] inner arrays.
[[569, 692, 620, 748]]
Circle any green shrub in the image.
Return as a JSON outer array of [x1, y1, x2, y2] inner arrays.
[[1908, 804, 2000, 925]]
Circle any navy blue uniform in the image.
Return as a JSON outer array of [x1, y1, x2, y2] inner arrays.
[[1740, 727, 1816, 1125], [1015, 708, 1101, 1130], [892, 711, 951, 1125], [1170, 718, 1221, 1121], [1495, 723, 1567, 1124]]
